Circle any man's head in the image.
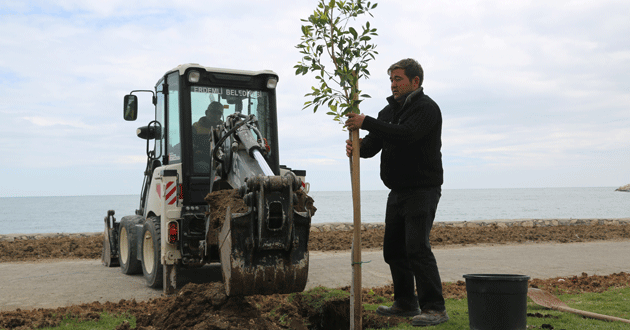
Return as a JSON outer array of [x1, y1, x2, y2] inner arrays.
[[388, 58, 423, 98], [206, 102, 223, 120]]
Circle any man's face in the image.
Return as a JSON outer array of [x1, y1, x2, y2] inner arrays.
[[390, 68, 419, 98], [209, 111, 222, 121]]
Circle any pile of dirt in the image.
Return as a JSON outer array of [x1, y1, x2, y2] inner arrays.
[[0, 235, 102, 262], [135, 282, 279, 330], [530, 272, 630, 295], [204, 189, 249, 240], [2, 272, 629, 330], [2, 223, 629, 262]]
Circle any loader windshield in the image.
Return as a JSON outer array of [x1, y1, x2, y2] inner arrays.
[[190, 86, 272, 173]]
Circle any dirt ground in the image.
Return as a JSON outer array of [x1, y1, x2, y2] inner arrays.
[[2, 223, 629, 263], [1, 190, 629, 329]]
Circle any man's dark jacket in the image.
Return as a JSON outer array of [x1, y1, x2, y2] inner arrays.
[[360, 87, 443, 190]]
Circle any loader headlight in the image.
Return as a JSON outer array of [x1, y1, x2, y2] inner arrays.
[[188, 71, 200, 83], [266, 77, 278, 89]]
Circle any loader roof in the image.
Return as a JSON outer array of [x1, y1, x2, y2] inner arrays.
[[165, 63, 277, 78]]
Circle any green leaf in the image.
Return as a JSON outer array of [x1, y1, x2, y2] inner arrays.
[[349, 27, 358, 39]]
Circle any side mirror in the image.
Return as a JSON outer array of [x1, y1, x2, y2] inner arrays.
[[123, 95, 138, 121]]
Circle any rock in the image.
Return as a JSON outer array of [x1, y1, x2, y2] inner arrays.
[[615, 184, 630, 192], [521, 220, 534, 228]]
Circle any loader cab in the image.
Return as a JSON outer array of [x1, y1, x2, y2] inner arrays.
[[163, 64, 281, 205], [129, 64, 281, 210]]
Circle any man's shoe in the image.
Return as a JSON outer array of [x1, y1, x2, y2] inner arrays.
[[376, 302, 421, 317], [412, 310, 449, 326]]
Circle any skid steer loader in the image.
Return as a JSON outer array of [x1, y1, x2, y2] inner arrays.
[[102, 64, 312, 296]]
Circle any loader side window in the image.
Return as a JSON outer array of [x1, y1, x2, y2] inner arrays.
[[156, 81, 165, 163], [166, 73, 181, 164]]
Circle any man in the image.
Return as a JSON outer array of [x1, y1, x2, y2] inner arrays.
[[193, 101, 224, 134], [345, 58, 447, 326], [192, 101, 224, 172]]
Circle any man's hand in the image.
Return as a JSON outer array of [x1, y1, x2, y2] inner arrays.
[[345, 113, 365, 131], [346, 138, 362, 157]]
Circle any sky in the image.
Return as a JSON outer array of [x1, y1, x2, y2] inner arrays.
[[1, 0, 629, 197]]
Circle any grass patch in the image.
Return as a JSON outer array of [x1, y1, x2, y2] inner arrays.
[[365, 287, 630, 329], [39, 312, 135, 330], [289, 286, 350, 312], [526, 286, 630, 330]]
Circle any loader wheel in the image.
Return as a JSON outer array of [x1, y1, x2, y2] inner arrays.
[[141, 217, 163, 288], [119, 217, 142, 275]]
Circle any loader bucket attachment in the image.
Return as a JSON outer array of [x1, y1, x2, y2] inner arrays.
[[218, 175, 311, 296]]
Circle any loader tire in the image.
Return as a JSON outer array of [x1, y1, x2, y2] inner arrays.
[[119, 216, 143, 275], [141, 217, 163, 289]]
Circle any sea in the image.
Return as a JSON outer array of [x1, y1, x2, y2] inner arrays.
[[0, 187, 627, 235]]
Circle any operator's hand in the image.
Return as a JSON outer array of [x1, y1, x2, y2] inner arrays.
[[346, 138, 362, 157], [345, 113, 365, 131]]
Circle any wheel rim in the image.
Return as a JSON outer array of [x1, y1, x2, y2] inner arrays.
[[119, 227, 129, 265], [143, 231, 155, 275]]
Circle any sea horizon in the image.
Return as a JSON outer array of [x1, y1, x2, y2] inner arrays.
[[0, 186, 627, 235], [1, 184, 626, 199]]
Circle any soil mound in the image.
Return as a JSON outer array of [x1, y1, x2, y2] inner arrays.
[[0, 235, 102, 262], [135, 282, 279, 330]]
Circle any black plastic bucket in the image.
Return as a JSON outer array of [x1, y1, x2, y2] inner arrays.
[[463, 274, 530, 330]]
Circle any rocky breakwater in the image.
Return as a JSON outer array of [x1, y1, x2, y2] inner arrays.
[[615, 184, 630, 192], [310, 218, 630, 232]]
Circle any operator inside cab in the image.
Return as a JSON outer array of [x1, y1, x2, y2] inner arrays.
[[193, 101, 224, 172], [193, 101, 224, 134]]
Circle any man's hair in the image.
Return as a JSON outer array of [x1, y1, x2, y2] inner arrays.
[[388, 58, 423, 86], [207, 101, 223, 114]]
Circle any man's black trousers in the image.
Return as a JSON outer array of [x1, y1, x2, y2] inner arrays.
[[383, 186, 445, 312]]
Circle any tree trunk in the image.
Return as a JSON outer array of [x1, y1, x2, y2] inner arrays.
[[349, 128, 362, 330]]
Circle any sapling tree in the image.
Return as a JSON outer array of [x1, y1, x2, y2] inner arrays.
[[295, 2, 378, 329]]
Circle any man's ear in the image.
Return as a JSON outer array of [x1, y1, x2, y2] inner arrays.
[[412, 76, 421, 88]]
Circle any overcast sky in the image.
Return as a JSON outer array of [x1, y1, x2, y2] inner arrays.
[[1, 0, 629, 197]]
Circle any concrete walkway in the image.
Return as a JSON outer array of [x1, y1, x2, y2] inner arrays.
[[306, 240, 630, 289], [1, 240, 629, 311]]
